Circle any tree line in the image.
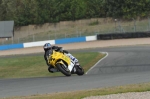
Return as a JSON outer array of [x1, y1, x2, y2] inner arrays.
[[0, 0, 150, 26]]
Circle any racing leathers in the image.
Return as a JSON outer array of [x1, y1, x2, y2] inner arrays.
[[44, 46, 78, 73]]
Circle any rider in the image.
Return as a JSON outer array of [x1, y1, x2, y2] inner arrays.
[[43, 43, 78, 73]]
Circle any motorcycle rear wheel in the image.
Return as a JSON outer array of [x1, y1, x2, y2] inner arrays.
[[56, 63, 71, 76], [76, 66, 84, 76]]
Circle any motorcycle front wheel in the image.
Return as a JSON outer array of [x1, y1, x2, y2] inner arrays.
[[56, 63, 71, 76]]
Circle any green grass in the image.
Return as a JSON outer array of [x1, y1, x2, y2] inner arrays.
[[3, 83, 150, 99], [0, 52, 105, 79]]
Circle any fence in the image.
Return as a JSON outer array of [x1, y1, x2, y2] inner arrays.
[[0, 18, 150, 45]]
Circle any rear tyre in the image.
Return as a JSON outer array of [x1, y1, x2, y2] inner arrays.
[[76, 66, 84, 76], [56, 63, 71, 76]]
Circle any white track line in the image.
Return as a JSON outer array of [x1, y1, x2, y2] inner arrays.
[[86, 52, 109, 74]]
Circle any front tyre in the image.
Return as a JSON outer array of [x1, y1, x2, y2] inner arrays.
[[56, 63, 71, 76]]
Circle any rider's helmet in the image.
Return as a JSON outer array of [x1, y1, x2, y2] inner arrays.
[[43, 43, 51, 51]]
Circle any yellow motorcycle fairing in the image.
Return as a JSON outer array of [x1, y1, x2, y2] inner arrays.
[[48, 50, 72, 70]]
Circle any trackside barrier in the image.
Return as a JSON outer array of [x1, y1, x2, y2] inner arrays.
[[97, 32, 150, 40], [0, 35, 97, 50], [55, 37, 86, 44], [0, 43, 24, 50], [23, 40, 55, 48]]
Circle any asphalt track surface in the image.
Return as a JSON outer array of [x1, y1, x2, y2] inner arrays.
[[1, 45, 150, 98]]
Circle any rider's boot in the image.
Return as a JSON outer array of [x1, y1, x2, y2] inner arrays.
[[48, 66, 59, 73]]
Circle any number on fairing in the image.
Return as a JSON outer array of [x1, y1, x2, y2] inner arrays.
[[70, 55, 75, 61]]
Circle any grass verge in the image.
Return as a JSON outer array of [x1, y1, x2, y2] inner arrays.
[[0, 52, 105, 79], [3, 83, 150, 99]]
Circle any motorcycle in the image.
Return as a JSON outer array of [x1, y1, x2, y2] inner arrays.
[[46, 49, 84, 76]]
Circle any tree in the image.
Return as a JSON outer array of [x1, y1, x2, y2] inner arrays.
[[85, 0, 106, 18], [0, 0, 150, 26]]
